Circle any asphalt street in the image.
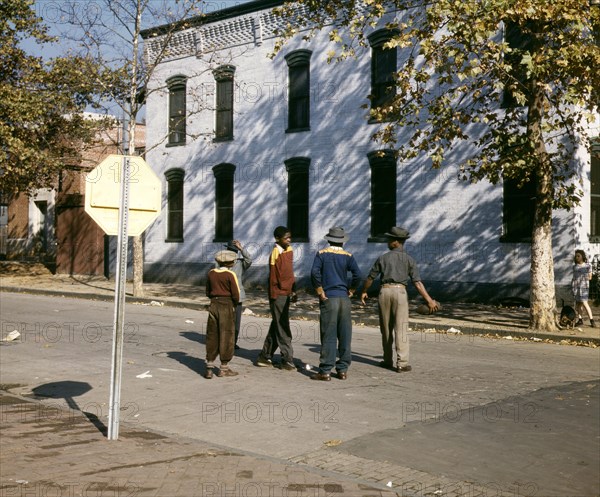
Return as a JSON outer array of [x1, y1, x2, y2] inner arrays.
[[1, 292, 599, 496]]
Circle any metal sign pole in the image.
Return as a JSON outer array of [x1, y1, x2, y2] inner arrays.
[[108, 155, 130, 440]]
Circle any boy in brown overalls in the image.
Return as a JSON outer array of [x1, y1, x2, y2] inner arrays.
[[205, 250, 241, 379]]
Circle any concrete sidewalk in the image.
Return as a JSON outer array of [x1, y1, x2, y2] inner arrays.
[[1, 262, 598, 346]]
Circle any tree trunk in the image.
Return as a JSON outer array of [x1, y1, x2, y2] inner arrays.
[[528, 83, 557, 331], [130, 1, 144, 298], [529, 176, 557, 331], [132, 235, 144, 297]]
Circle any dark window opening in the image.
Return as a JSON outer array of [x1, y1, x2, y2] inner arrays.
[[213, 163, 235, 241], [167, 76, 187, 146], [285, 50, 312, 132], [165, 168, 184, 242], [368, 30, 398, 115], [368, 150, 397, 241], [285, 157, 310, 241], [591, 140, 600, 240], [501, 174, 537, 242], [214, 66, 235, 141], [502, 21, 534, 108]]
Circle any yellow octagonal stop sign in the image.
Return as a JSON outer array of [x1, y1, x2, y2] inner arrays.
[[85, 155, 161, 236]]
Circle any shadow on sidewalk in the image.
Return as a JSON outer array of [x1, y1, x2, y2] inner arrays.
[[31, 380, 107, 436]]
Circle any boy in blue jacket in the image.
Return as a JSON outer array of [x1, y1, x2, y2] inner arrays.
[[310, 227, 361, 381]]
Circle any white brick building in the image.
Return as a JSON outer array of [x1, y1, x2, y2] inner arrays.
[[140, 0, 599, 302]]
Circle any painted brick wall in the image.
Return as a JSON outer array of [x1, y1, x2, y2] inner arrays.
[[142, 4, 598, 301]]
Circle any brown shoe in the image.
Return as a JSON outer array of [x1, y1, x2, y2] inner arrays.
[[395, 365, 412, 373], [204, 369, 213, 379], [336, 371, 347, 380], [310, 372, 331, 381], [217, 368, 239, 377]]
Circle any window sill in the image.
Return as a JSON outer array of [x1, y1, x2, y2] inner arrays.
[[499, 235, 531, 243], [166, 142, 186, 148], [293, 238, 309, 243], [368, 116, 395, 125], [368, 236, 388, 243], [213, 137, 234, 143], [213, 237, 230, 243], [589, 237, 600, 244], [285, 127, 311, 134], [165, 238, 184, 243]]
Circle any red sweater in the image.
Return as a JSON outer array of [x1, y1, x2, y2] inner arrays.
[[268, 244, 295, 299], [206, 268, 240, 303]]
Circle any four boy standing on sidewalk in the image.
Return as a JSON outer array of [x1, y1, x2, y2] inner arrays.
[[310, 227, 362, 381], [207, 225, 438, 379]]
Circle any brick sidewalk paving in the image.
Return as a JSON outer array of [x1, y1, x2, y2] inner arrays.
[[1, 392, 401, 497]]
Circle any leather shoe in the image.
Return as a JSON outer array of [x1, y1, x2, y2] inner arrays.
[[336, 371, 347, 380], [310, 372, 331, 381], [378, 361, 393, 369], [217, 368, 239, 377], [204, 369, 213, 379], [395, 365, 412, 373]]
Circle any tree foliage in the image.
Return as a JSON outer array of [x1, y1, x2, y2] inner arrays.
[[0, 0, 113, 194], [274, 0, 600, 330], [275, 0, 599, 208]]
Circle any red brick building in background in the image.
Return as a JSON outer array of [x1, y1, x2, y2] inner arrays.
[[0, 116, 146, 276]]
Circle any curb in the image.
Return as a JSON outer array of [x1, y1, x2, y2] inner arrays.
[[0, 286, 209, 311], [2, 287, 598, 346]]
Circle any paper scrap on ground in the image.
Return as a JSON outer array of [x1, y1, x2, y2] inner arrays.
[[3, 330, 20, 342], [136, 371, 152, 379]]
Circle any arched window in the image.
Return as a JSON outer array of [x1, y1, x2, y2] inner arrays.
[[368, 29, 398, 114], [213, 65, 235, 141], [167, 76, 187, 145], [285, 50, 312, 132]]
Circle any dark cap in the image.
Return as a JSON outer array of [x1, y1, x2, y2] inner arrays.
[[224, 241, 239, 253], [384, 227, 411, 240]]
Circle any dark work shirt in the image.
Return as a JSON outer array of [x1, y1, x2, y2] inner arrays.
[[367, 247, 421, 285]]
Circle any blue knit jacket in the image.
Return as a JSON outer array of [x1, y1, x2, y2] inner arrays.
[[311, 247, 362, 298]]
